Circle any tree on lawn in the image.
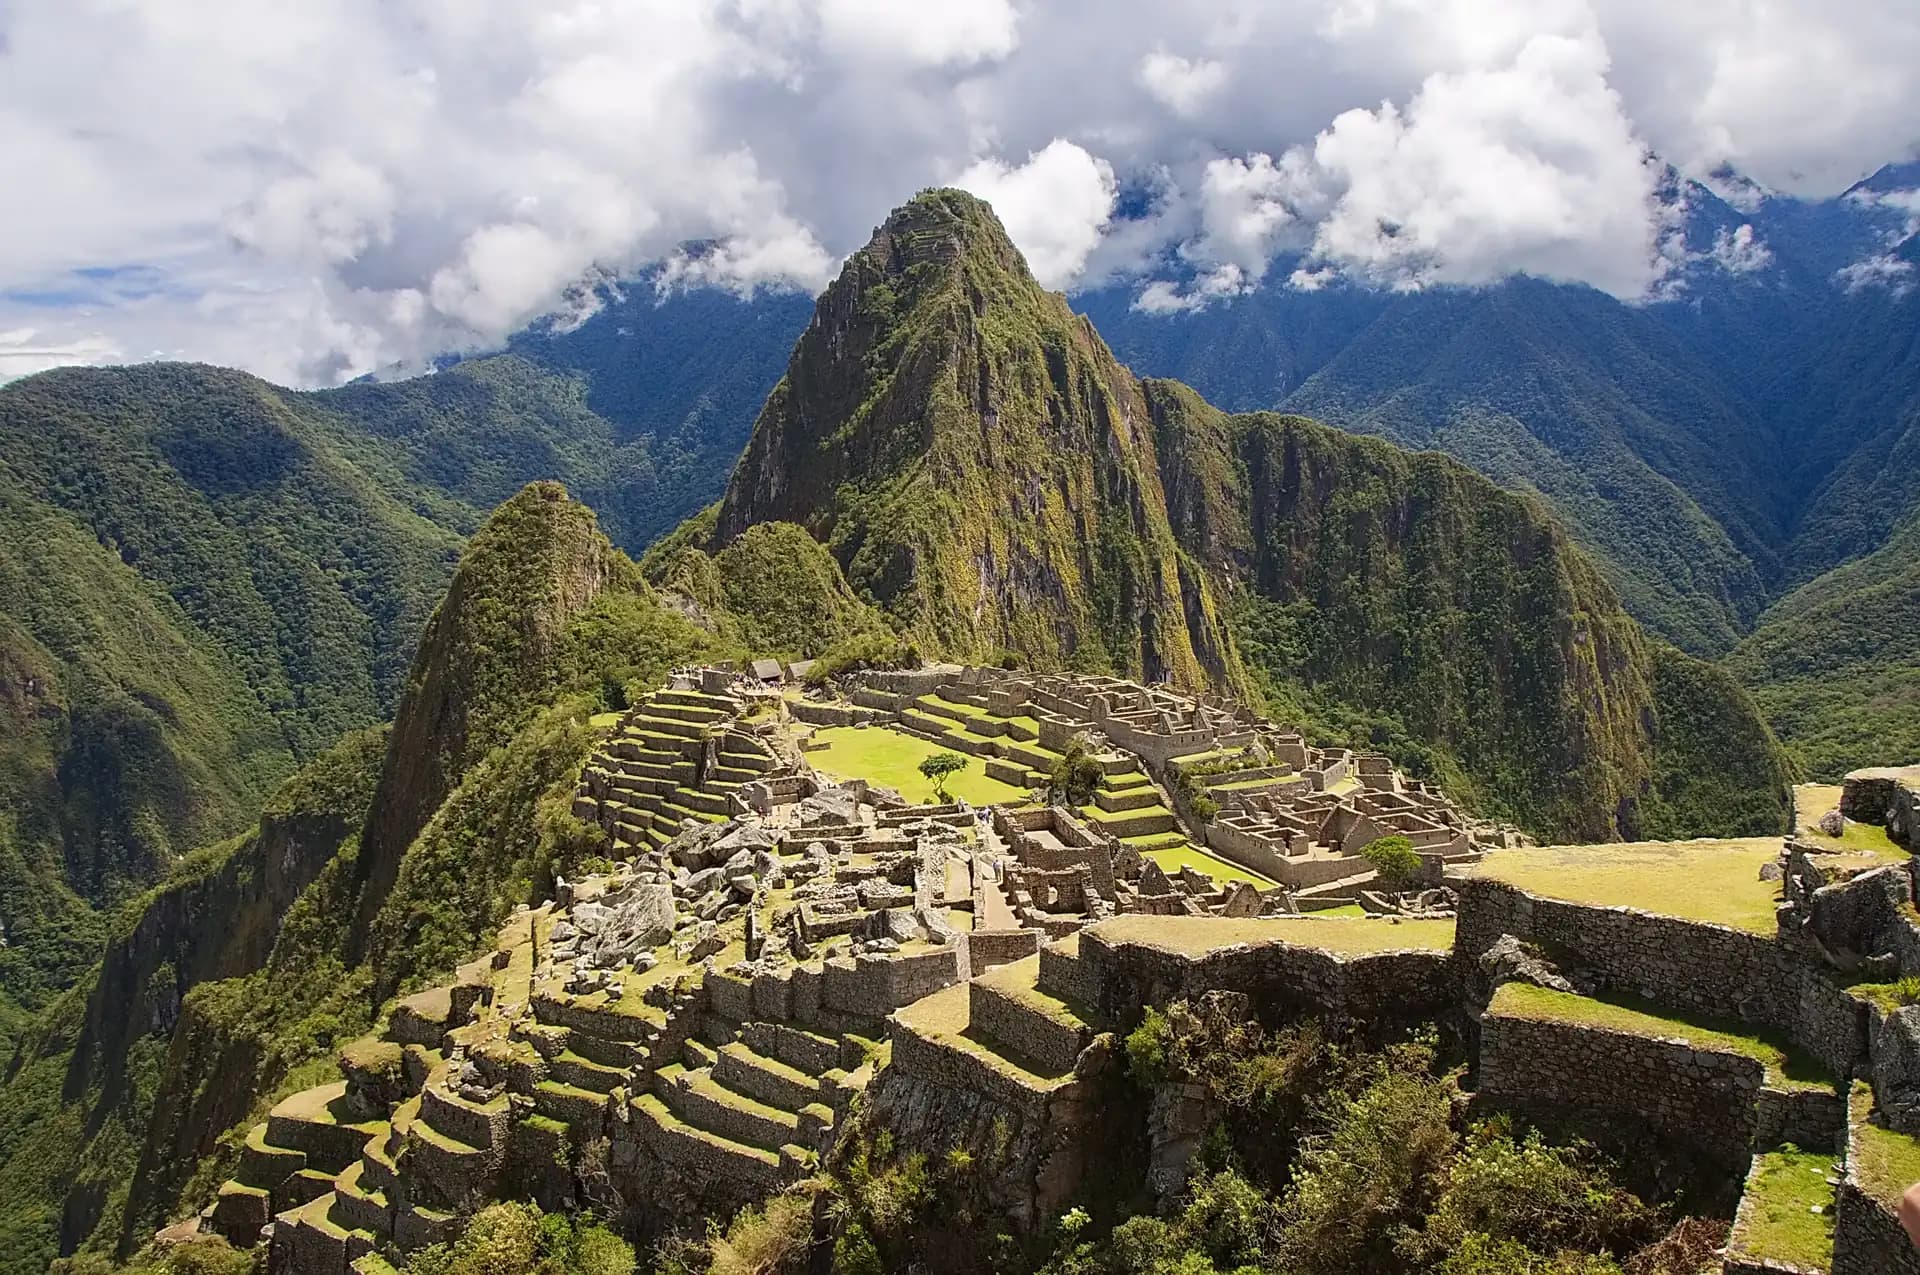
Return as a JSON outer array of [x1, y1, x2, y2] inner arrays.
[[918, 751, 969, 802], [1361, 834, 1422, 887]]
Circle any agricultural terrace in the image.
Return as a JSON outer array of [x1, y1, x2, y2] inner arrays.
[[805, 725, 1029, 805], [1467, 838, 1784, 934], [1091, 913, 1456, 957]]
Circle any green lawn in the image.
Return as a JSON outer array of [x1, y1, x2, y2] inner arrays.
[[1094, 913, 1456, 956], [1735, 1147, 1835, 1270], [806, 726, 1029, 805], [1852, 1082, 1920, 1210], [1795, 782, 1907, 861], [1469, 838, 1784, 934], [1144, 842, 1274, 888], [1490, 983, 1830, 1090]]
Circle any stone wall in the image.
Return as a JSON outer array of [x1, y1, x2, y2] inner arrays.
[[966, 929, 1042, 975], [1456, 878, 1866, 1081], [1477, 1011, 1770, 1169], [821, 947, 967, 1019], [1075, 929, 1457, 1031], [1834, 1181, 1920, 1275]]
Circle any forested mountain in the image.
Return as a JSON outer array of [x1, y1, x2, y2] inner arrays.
[[1079, 163, 1920, 776], [706, 190, 1790, 840], [0, 285, 807, 1046]]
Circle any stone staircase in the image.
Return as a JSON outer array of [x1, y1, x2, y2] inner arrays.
[[575, 689, 784, 856], [631, 1018, 876, 1191], [1077, 762, 1184, 853]]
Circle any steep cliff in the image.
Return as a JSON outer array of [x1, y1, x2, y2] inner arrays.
[[714, 189, 1236, 686], [347, 482, 620, 956]]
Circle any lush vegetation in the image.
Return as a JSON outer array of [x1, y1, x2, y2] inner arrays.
[[672, 1004, 1723, 1275], [1361, 835, 1421, 886]]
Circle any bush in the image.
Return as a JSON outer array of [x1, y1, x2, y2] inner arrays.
[[708, 1191, 815, 1275], [1050, 738, 1106, 806], [918, 751, 969, 800], [1125, 1006, 1176, 1086], [1361, 835, 1422, 887], [1418, 1128, 1656, 1261]]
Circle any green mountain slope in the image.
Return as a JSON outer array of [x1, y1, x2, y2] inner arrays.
[[0, 484, 768, 1271], [0, 484, 291, 1048], [712, 190, 1792, 842], [714, 189, 1235, 686]]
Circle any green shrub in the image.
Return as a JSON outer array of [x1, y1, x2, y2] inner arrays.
[[1361, 835, 1422, 887], [1126, 1006, 1175, 1086], [918, 751, 969, 801], [1050, 738, 1106, 806]]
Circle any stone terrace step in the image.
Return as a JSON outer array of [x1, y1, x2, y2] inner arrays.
[[533, 1079, 611, 1134], [740, 1020, 843, 1075], [715, 1041, 824, 1112], [967, 954, 1095, 1075], [625, 714, 709, 741], [630, 1093, 786, 1190], [1093, 784, 1163, 812], [332, 1161, 392, 1242], [1082, 805, 1177, 838], [889, 982, 1081, 1108], [549, 1050, 627, 1093], [655, 1062, 810, 1152], [420, 1083, 509, 1152], [236, 1121, 306, 1189], [719, 749, 775, 774], [266, 1081, 387, 1174]]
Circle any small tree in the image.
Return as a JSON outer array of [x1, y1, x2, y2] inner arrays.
[[918, 751, 969, 801], [1049, 738, 1106, 805], [1361, 835, 1422, 888]]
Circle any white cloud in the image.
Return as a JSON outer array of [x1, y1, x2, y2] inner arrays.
[[2, 0, 1919, 382], [1286, 27, 1668, 297], [1709, 223, 1772, 274], [955, 140, 1117, 290], [1138, 52, 1228, 119], [1835, 254, 1914, 295]]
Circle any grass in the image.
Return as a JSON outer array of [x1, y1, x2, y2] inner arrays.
[[1308, 903, 1368, 918], [1851, 1082, 1920, 1210], [1144, 842, 1275, 888], [1794, 781, 1906, 861], [1846, 978, 1920, 1015], [1468, 838, 1784, 934], [804, 725, 1029, 804], [1091, 913, 1455, 956], [1490, 983, 1831, 1091], [1735, 1147, 1836, 1270]]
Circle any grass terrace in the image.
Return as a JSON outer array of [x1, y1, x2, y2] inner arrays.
[[1490, 983, 1830, 1091], [805, 725, 1030, 805], [1092, 913, 1455, 957], [1795, 782, 1906, 862], [1467, 838, 1785, 934], [1851, 1082, 1920, 1211], [1734, 1146, 1836, 1271], [1143, 841, 1275, 889]]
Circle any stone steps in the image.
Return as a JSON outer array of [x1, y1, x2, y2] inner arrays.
[[629, 1093, 788, 1189], [273, 1192, 366, 1275], [655, 1062, 816, 1152], [548, 1049, 627, 1093], [677, 787, 733, 817], [533, 1079, 611, 1133], [236, 1121, 306, 1189], [1083, 805, 1177, 838], [265, 1081, 386, 1174], [419, 1083, 508, 1152], [625, 713, 708, 741], [719, 749, 775, 774], [741, 1020, 850, 1075], [715, 1040, 825, 1112], [1092, 784, 1163, 812], [332, 1161, 391, 1242]]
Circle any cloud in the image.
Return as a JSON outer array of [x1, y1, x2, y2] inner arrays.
[[3, 0, 1919, 382], [955, 140, 1117, 290], [1709, 223, 1772, 274], [1138, 52, 1227, 119]]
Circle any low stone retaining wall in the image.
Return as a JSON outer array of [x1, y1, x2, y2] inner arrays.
[[967, 928, 1042, 975], [1456, 878, 1868, 1080], [1076, 928, 1456, 1030], [1476, 1011, 1835, 1169], [1834, 1178, 1920, 1275]]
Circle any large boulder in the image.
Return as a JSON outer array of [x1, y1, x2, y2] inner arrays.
[[574, 881, 676, 969]]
